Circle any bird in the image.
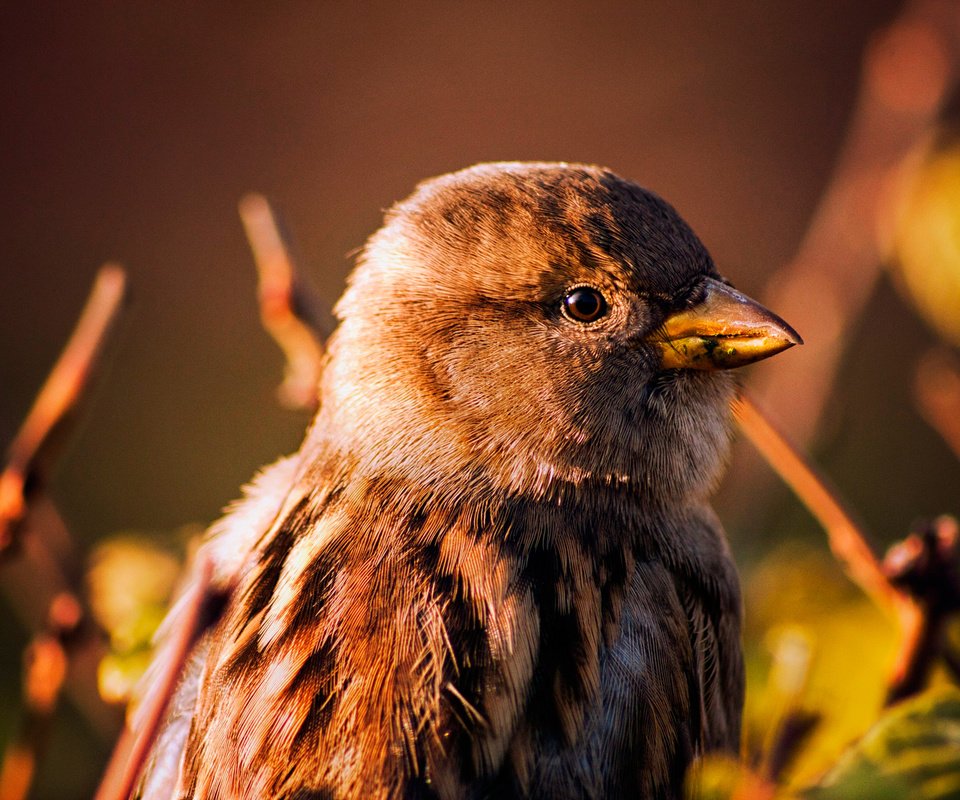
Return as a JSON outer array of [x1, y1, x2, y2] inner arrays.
[[134, 162, 801, 800]]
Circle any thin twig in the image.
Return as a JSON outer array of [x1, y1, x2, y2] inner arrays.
[[733, 393, 900, 612], [0, 495, 116, 738], [93, 556, 217, 800], [239, 194, 328, 411], [0, 264, 127, 556], [914, 347, 960, 460], [733, 393, 934, 705], [0, 593, 83, 800], [0, 265, 128, 800]]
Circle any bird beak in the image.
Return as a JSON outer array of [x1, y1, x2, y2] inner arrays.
[[653, 277, 802, 370]]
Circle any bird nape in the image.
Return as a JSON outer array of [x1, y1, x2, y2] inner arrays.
[[135, 162, 800, 800]]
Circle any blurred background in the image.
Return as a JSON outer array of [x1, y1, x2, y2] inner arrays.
[[2, 2, 959, 797]]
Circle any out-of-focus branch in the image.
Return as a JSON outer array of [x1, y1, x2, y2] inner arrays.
[[915, 347, 960, 459], [0, 264, 127, 556], [728, 0, 960, 724], [94, 556, 217, 800], [734, 393, 900, 613], [96, 200, 331, 797], [94, 195, 329, 798], [754, 626, 821, 785], [0, 496, 116, 739], [0, 265, 127, 800], [0, 594, 83, 800], [239, 194, 328, 412], [733, 393, 942, 706], [749, 0, 960, 443], [882, 515, 960, 703], [727, 0, 960, 524]]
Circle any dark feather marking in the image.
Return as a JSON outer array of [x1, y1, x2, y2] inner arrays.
[[238, 507, 301, 620], [291, 639, 339, 742], [599, 545, 630, 646], [282, 787, 336, 800], [520, 543, 588, 748], [283, 550, 339, 643]]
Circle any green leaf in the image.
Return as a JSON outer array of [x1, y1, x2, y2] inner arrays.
[[805, 688, 960, 800]]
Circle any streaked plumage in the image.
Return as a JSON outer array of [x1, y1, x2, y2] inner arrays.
[[136, 162, 799, 799]]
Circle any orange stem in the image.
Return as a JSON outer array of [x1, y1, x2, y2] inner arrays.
[[0, 265, 127, 555], [239, 194, 326, 411]]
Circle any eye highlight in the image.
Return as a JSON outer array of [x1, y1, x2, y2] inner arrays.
[[562, 286, 607, 323]]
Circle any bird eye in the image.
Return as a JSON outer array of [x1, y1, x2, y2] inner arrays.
[[562, 287, 607, 323]]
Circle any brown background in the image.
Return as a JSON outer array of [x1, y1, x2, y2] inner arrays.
[[3, 2, 959, 797]]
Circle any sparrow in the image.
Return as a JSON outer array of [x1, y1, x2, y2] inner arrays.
[[135, 162, 800, 799]]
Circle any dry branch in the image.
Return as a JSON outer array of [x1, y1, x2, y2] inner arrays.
[[0, 594, 83, 800], [94, 557, 217, 800], [239, 194, 327, 411], [0, 265, 127, 800], [0, 264, 127, 556], [734, 393, 900, 612], [733, 392, 938, 706]]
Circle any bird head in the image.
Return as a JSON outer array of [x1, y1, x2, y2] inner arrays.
[[311, 163, 800, 506]]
